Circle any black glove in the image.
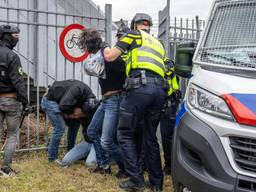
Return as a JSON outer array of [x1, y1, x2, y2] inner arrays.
[[173, 90, 182, 103]]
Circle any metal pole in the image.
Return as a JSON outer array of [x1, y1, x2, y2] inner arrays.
[[33, 0, 40, 147], [105, 4, 112, 45], [26, 0, 31, 150], [55, 0, 58, 81], [6, 0, 9, 24], [165, 0, 170, 57], [17, 0, 21, 150], [45, 0, 49, 151], [196, 16, 200, 40]]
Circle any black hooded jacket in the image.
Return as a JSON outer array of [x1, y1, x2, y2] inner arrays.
[[46, 80, 96, 114], [0, 40, 28, 106]]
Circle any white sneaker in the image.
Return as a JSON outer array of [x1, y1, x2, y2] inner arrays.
[[0, 166, 17, 177], [51, 159, 68, 168]]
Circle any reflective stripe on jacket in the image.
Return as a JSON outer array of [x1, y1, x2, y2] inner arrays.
[[126, 30, 166, 77], [166, 67, 179, 96]]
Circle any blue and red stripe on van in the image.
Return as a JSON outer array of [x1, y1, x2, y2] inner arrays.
[[222, 93, 256, 126]]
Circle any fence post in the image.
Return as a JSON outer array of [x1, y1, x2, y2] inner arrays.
[[196, 15, 200, 40], [165, 0, 170, 57], [105, 4, 112, 45], [158, 0, 170, 57]]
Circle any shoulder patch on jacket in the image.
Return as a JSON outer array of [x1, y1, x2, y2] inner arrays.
[[18, 67, 23, 75]]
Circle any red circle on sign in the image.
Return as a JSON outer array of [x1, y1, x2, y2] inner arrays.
[[59, 23, 89, 62]]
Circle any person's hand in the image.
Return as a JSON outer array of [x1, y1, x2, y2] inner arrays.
[[100, 41, 110, 49], [72, 107, 85, 119]]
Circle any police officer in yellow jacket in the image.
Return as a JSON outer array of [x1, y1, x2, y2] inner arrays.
[[103, 13, 167, 192], [160, 58, 180, 175]]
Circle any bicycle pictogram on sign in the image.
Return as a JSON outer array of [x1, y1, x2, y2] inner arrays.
[[59, 23, 89, 63], [66, 34, 83, 49]]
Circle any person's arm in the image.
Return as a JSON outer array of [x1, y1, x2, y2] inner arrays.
[[103, 31, 140, 62], [103, 47, 122, 62], [8, 53, 28, 106]]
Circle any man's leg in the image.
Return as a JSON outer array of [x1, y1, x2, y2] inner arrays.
[[47, 111, 66, 161], [160, 101, 178, 174], [144, 85, 166, 191], [1, 98, 22, 169], [42, 97, 66, 161], [118, 90, 149, 189], [144, 111, 163, 190], [160, 117, 175, 173], [85, 146, 97, 166], [62, 141, 91, 166], [100, 96, 125, 175], [87, 103, 110, 171], [66, 118, 80, 151]]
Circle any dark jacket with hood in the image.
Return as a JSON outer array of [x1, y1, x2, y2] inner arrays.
[[46, 79, 96, 114], [0, 40, 28, 106]]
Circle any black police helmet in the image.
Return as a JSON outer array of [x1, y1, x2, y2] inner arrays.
[[130, 13, 153, 30], [0, 25, 20, 39]]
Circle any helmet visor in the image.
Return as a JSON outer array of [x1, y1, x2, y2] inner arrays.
[[135, 20, 150, 26]]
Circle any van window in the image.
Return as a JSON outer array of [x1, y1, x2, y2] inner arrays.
[[195, 1, 256, 70]]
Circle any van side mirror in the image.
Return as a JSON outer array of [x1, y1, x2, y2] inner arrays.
[[175, 41, 196, 78]]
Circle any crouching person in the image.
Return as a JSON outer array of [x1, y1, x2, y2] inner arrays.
[[41, 79, 97, 163]]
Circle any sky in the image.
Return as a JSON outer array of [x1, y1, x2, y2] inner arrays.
[[92, 0, 214, 23]]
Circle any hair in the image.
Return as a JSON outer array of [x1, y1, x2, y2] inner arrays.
[[78, 28, 102, 54]]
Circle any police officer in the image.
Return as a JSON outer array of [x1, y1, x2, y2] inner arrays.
[[160, 58, 180, 175], [0, 25, 29, 176], [104, 13, 167, 192]]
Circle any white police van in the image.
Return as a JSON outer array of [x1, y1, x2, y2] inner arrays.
[[172, 0, 256, 191]]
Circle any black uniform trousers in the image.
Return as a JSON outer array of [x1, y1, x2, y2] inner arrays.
[[117, 82, 166, 188], [160, 95, 179, 171]]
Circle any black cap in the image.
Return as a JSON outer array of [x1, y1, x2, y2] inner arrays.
[[0, 25, 20, 34], [0, 25, 20, 39]]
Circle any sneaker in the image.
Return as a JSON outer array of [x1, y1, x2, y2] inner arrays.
[[89, 165, 111, 175], [49, 159, 66, 167], [119, 179, 145, 191], [115, 169, 128, 179], [0, 166, 17, 177]]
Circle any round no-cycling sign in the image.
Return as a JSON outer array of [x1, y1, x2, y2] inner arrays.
[[59, 23, 89, 63]]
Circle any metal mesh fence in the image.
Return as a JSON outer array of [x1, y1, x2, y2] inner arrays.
[[0, 0, 108, 152]]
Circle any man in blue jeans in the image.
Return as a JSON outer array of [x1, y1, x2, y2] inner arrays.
[[41, 79, 98, 162], [78, 28, 126, 178]]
